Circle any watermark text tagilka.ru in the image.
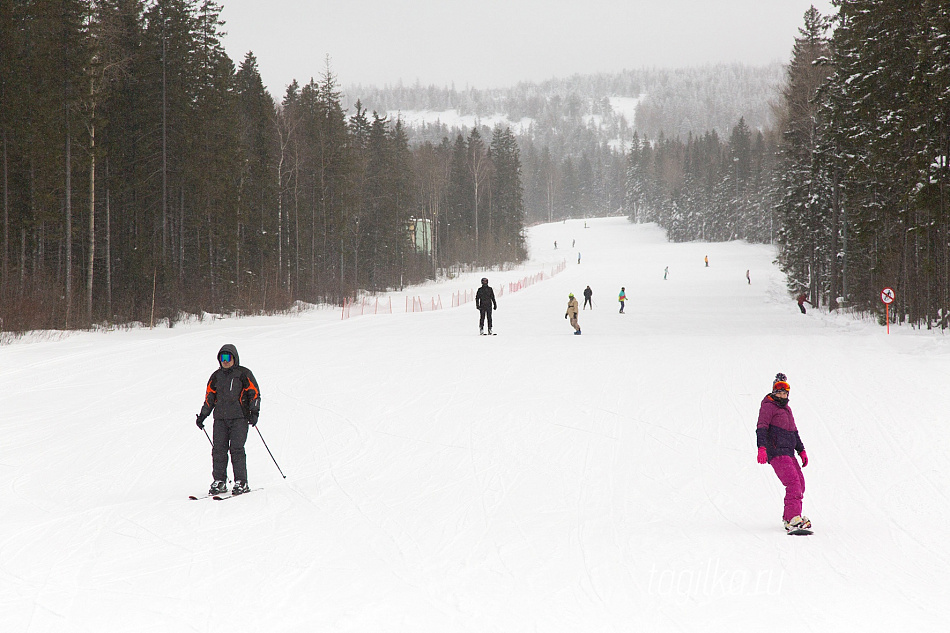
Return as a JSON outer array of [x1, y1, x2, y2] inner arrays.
[[648, 559, 785, 605]]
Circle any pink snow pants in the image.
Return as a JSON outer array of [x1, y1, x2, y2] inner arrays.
[[770, 455, 805, 521]]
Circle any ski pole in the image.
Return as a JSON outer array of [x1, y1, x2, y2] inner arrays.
[[256, 426, 287, 479]]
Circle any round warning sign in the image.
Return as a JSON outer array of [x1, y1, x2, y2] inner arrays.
[[881, 287, 895, 304]]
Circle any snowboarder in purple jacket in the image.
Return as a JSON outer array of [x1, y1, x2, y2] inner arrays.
[[756, 373, 811, 532]]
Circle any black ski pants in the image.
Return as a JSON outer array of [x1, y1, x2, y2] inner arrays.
[[479, 307, 493, 331], [212, 417, 250, 482]]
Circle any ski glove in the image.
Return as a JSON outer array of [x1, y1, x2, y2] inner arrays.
[[799, 450, 808, 467], [249, 413, 259, 427], [196, 413, 208, 429], [757, 446, 768, 464]]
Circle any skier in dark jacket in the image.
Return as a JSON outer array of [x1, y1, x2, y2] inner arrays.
[[583, 286, 593, 309], [756, 372, 810, 532], [195, 344, 261, 495], [475, 277, 497, 335]]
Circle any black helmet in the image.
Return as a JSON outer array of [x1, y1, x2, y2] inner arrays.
[[481, 277, 488, 284]]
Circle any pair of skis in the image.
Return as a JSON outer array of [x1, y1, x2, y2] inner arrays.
[[189, 488, 260, 501]]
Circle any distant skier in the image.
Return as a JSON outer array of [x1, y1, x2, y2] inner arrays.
[[565, 293, 581, 334], [577, 252, 581, 264], [195, 344, 261, 496], [572, 239, 575, 248], [554, 240, 557, 249], [756, 373, 811, 533], [664, 266, 669, 280], [475, 277, 497, 335], [705, 255, 709, 267], [746, 269, 751, 285], [797, 291, 812, 314], [583, 285, 593, 309], [618, 287, 628, 313]]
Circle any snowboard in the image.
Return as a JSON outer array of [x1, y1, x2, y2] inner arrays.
[[787, 528, 813, 536]]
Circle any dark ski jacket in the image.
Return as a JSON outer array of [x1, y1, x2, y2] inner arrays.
[[755, 394, 804, 462], [475, 285, 497, 310], [583, 287, 592, 299], [199, 344, 261, 423]]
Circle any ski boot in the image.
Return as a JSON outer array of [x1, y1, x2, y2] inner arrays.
[[232, 480, 250, 495], [209, 480, 228, 495]]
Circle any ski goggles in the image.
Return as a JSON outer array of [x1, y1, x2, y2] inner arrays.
[[219, 352, 233, 363], [772, 381, 790, 392]]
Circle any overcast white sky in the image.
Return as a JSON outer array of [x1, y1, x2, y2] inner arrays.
[[219, 0, 836, 97]]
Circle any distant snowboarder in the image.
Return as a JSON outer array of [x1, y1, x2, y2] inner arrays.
[[618, 287, 628, 314], [475, 277, 497, 335], [664, 266, 669, 280], [746, 269, 751, 285], [797, 291, 812, 314], [565, 293, 581, 334], [577, 252, 581, 264], [583, 285, 593, 310], [705, 255, 709, 267], [195, 344, 261, 497], [756, 373, 811, 534]]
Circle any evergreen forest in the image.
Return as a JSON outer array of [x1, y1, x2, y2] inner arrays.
[[0, 0, 526, 331], [1, 1, 948, 332]]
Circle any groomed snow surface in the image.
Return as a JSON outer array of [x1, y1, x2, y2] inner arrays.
[[2, 217, 947, 632]]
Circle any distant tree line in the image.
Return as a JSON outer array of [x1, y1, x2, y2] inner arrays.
[[622, 3, 950, 329], [351, 64, 782, 141], [0, 0, 526, 332], [623, 119, 778, 244]]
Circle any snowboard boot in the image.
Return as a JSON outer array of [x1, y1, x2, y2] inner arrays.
[[479, 327, 484, 335], [574, 329, 582, 335], [784, 515, 811, 532], [232, 480, 250, 495], [209, 480, 228, 495]]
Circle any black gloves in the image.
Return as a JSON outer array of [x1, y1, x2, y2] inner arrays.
[[196, 413, 208, 429], [247, 397, 261, 427]]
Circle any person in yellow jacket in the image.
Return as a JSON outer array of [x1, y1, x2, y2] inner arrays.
[[565, 293, 581, 335]]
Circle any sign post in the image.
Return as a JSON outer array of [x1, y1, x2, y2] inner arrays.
[[881, 287, 895, 334]]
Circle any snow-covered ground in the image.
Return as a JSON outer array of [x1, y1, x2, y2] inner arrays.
[[2, 217, 947, 632], [388, 108, 535, 135]]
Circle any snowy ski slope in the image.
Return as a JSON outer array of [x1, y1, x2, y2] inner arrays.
[[1, 217, 947, 632]]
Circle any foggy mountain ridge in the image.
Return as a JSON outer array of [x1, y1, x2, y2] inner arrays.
[[343, 63, 785, 143]]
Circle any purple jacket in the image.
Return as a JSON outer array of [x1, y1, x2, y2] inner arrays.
[[756, 394, 805, 462]]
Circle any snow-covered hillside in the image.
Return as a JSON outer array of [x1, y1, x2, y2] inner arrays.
[[384, 94, 643, 150], [2, 218, 947, 632]]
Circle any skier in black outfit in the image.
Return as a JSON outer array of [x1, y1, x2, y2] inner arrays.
[[583, 285, 593, 309], [195, 344, 261, 496], [475, 277, 497, 334]]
